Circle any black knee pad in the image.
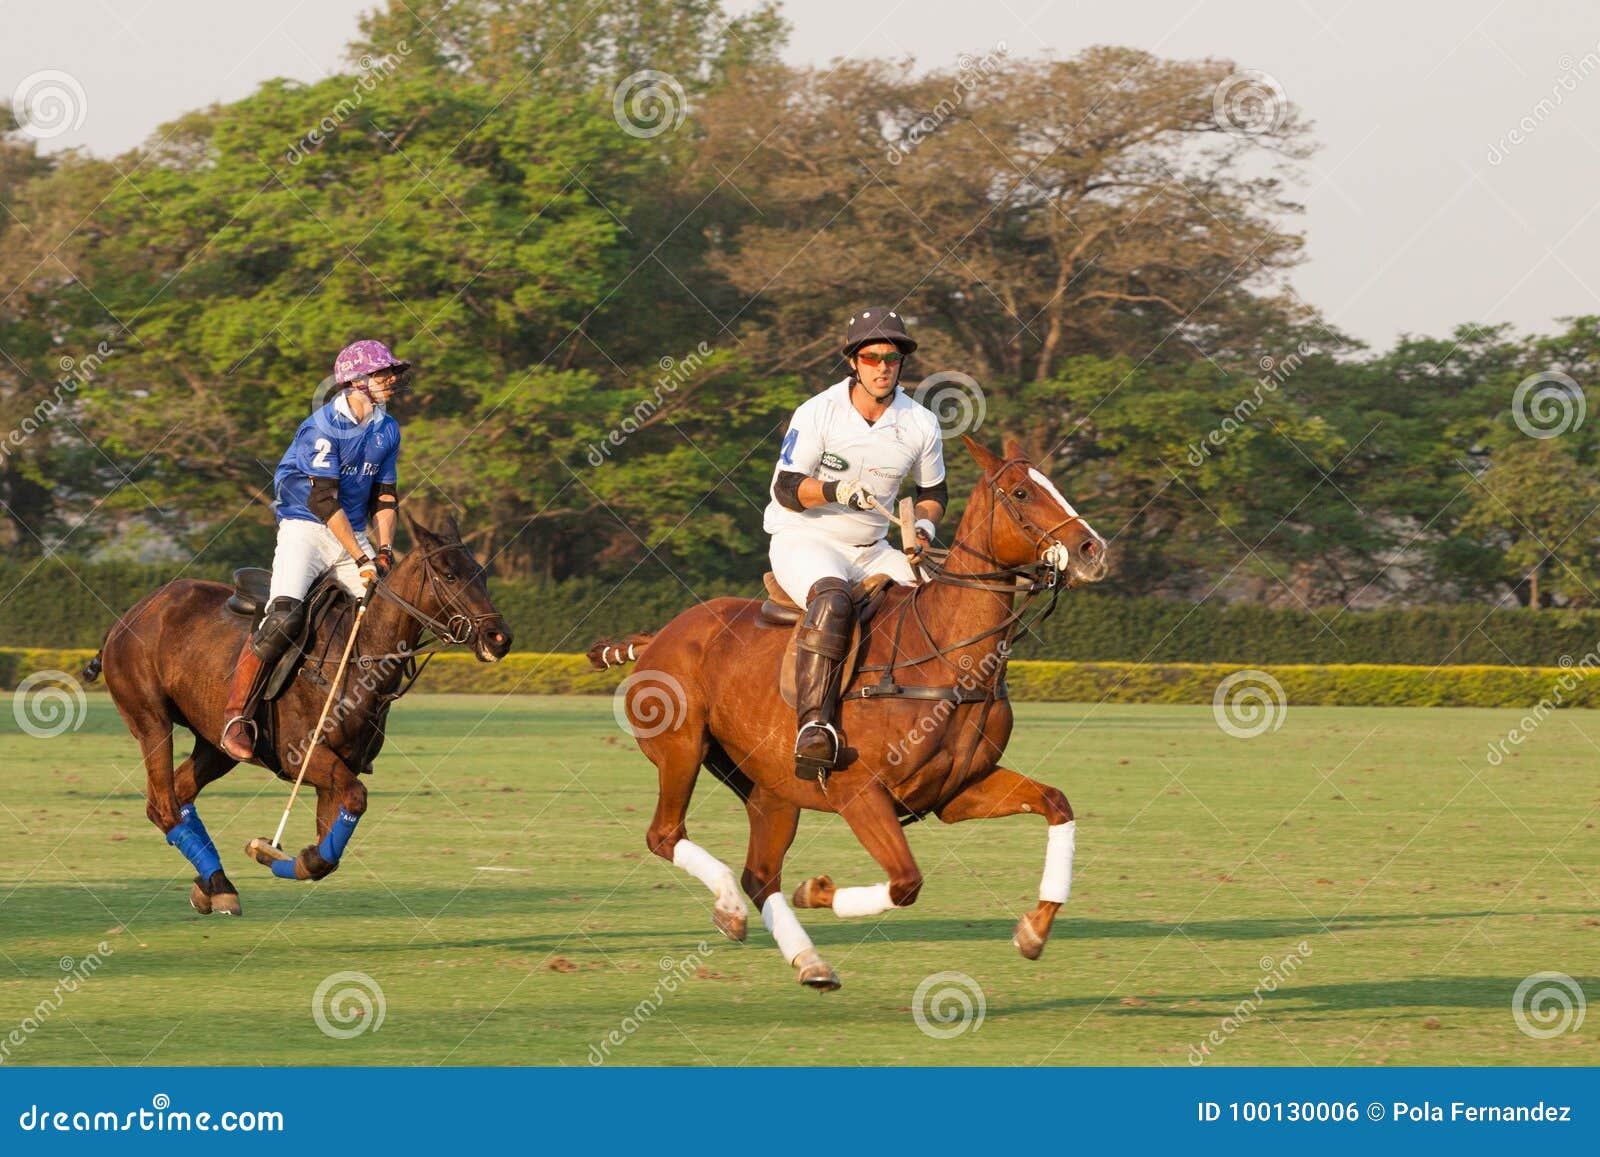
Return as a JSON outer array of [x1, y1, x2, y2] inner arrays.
[[799, 578, 854, 658], [804, 577, 852, 620], [250, 596, 305, 661]]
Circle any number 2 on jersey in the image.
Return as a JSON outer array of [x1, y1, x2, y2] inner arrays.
[[311, 438, 333, 469]]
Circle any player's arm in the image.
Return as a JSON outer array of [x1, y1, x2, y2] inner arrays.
[[910, 432, 948, 544], [912, 480, 947, 543], [771, 407, 875, 512], [308, 480, 375, 578], [369, 429, 401, 571]]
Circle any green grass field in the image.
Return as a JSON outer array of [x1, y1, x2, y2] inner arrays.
[[1, 693, 1595, 1066]]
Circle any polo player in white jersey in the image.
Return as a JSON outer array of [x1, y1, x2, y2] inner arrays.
[[765, 307, 948, 780]]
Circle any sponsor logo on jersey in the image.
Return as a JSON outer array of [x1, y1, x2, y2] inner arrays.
[[820, 451, 850, 471]]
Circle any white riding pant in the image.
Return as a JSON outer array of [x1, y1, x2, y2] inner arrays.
[[769, 530, 918, 608], [267, 517, 373, 604]]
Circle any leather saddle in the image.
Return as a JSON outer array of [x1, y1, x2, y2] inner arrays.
[[762, 572, 898, 710], [225, 567, 352, 702]]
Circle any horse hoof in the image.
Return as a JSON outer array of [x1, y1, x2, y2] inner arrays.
[[793, 948, 841, 992], [188, 880, 212, 915], [211, 890, 242, 917], [792, 875, 834, 909], [245, 837, 292, 868], [713, 905, 748, 942], [1013, 913, 1047, 960]]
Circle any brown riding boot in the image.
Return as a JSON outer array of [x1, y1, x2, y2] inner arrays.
[[794, 577, 856, 781], [219, 641, 265, 761]]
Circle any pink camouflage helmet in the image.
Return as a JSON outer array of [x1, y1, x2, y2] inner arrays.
[[333, 339, 410, 386]]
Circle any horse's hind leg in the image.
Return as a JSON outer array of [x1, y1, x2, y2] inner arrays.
[[741, 787, 838, 991], [935, 767, 1075, 959], [640, 723, 748, 941], [172, 742, 242, 916]]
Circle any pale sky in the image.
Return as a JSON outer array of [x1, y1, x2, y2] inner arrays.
[[5, 0, 1600, 350]]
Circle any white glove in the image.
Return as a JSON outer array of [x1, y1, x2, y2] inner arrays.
[[833, 479, 875, 511]]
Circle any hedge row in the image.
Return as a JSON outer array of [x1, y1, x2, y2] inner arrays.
[[8, 648, 1598, 709], [7, 559, 1600, 667]]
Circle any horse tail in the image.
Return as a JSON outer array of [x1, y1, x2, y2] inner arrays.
[[81, 651, 103, 683], [587, 633, 654, 671]]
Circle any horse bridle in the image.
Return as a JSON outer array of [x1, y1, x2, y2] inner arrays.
[[370, 541, 497, 648], [861, 457, 1084, 682]]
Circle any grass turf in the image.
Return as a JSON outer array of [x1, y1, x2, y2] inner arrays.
[[1, 694, 1595, 1066]]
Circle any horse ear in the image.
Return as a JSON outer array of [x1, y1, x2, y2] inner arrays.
[[436, 511, 462, 543], [403, 508, 438, 549], [1002, 435, 1025, 461], [961, 434, 1003, 475]]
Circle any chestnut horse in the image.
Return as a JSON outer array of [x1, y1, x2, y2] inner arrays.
[[590, 436, 1108, 990], [85, 512, 512, 916]]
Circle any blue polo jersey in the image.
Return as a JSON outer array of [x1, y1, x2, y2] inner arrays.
[[272, 396, 400, 531]]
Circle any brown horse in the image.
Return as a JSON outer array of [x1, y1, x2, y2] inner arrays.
[[590, 435, 1108, 990], [86, 512, 511, 916]]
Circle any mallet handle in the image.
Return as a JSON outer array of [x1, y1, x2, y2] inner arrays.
[[269, 582, 374, 850]]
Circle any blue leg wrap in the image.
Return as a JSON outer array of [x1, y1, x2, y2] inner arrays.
[[270, 856, 299, 880], [166, 805, 223, 880], [318, 807, 360, 863]]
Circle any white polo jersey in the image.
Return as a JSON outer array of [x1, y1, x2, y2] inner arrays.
[[764, 379, 946, 544]]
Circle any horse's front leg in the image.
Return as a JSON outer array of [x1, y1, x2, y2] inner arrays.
[[248, 751, 365, 881], [793, 778, 924, 918], [935, 767, 1076, 959]]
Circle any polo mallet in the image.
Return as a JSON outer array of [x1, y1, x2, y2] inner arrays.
[[247, 577, 376, 868]]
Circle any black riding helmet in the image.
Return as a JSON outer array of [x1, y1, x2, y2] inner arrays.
[[841, 307, 918, 359]]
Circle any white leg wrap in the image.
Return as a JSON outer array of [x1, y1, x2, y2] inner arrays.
[[760, 894, 814, 964], [672, 839, 745, 914], [831, 881, 895, 918], [1039, 820, 1076, 904]]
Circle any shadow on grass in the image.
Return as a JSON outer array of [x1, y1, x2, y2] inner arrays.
[[994, 975, 1600, 1018]]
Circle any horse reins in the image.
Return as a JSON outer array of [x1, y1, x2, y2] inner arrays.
[[843, 458, 1087, 805]]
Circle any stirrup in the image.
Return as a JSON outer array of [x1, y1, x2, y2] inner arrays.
[[221, 715, 257, 757], [794, 720, 842, 781]]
